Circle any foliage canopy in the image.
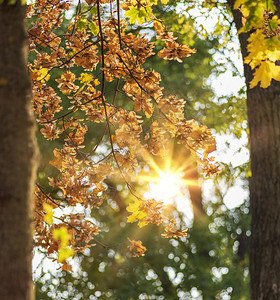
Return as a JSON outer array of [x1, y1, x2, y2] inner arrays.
[[28, 0, 279, 279]]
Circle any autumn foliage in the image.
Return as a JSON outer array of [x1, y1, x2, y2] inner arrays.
[[28, 0, 279, 270], [234, 0, 280, 88]]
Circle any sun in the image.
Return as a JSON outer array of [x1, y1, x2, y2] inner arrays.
[[137, 145, 198, 219], [145, 168, 195, 220], [147, 170, 184, 204], [135, 143, 199, 221]]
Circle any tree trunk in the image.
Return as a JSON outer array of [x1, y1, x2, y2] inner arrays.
[[187, 164, 205, 221], [228, 1, 280, 298], [0, 2, 37, 300], [248, 82, 280, 300]]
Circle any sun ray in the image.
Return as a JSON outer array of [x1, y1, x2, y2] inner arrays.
[[136, 143, 199, 220]]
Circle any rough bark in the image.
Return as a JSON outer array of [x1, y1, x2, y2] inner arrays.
[[0, 2, 37, 300], [248, 81, 280, 300], [227, 1, 280, 298]]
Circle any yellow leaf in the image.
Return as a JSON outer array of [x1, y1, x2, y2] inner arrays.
[[53, 227, 71, 248], [161, 0, 169, 4], [57, 247, 74, 263], [233, 0, 245, 9], [250, 60, 280, 89], [127, 210, 146, 223], [245, 30, 280, 69], [126, 199, 140, 213], [79, 73, 93, 83], [53, 227, 74, 262], [138, 220, 149, 228], [33, 67, 50, 82], [43, 203, 53, 225], [127, 199, 148, 225]]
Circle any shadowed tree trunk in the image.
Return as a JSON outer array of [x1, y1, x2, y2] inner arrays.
[[228, 1, 280, 298], [187, 164, 205, 221], [0, 2, 37, 300], [173, 144, 206, 221]]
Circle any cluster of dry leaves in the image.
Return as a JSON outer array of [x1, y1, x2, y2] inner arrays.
[[29, 0, 219, 265]]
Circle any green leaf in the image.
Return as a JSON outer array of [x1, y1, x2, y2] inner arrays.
[[265, 0, 276, 12], [268, 16, 280, 30], [90, 6, 97, 15], [76, 16, 88, 31], [125, 6, 150, 25], [89, 22, 99, 36]]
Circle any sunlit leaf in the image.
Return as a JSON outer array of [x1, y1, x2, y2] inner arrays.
[[43, 203, 53, 225], [250, 60, 280, 88]]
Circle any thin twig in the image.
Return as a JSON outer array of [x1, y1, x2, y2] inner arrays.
[[36, 183, 65, 208]]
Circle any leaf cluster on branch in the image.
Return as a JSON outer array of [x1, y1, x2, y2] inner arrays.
[[234, 0, 280, 88], [29, 0, 220, 269]]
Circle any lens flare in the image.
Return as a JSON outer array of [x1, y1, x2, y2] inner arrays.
[[135, 143, 201, 220], [147, 170, 184, 203]]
